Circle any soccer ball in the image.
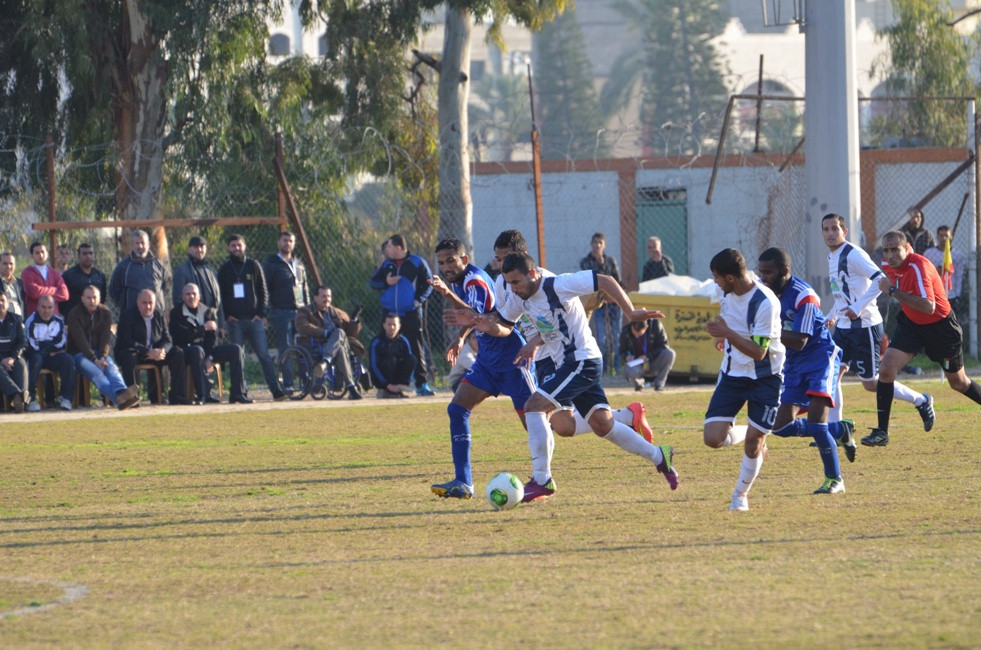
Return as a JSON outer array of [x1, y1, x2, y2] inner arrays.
[[485, 472, 524, 510]]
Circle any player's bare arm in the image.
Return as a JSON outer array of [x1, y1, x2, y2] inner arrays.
[[705, 315, 768, 361], [596, 274, 665, 322], [877, 276, 935, 314], [780, 330, 809, 351], [429, 276, 470, 311]]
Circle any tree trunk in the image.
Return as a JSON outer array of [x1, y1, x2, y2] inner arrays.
[[113, 0, 169, 225], [437, 8, 473, 253]]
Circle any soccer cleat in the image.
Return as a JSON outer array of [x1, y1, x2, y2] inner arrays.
[[431, 479, 474, 499], [655, 444, 679, 490], [627, 402, 653, 443], [521, 477, 556, 502], [814, 477, 846, 494], [861, 428, 889, 447], [916, 393, 935, 432], [729, 492, 749, 512], [415, 383, 435, 397], [839, 419, 857, 463]]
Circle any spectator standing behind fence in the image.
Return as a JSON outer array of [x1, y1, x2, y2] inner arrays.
[[24, 295, 75, 411], [264, 231, 309, 392], [579, 232, 623, 374], [1, 252, 26, 318], [115, 289, 189, 405], [641, 236, 675, 281], [370, 234, 435, 396], [173, 236, 225, 336], [294, 285, 363, 400], [369, 312, 415, 398], [924, 225, 966, 318], [61, 243, 108, 317], [55, 244, 72, 272], [619, 318, 676, 392], [109, 229, 170, 314], [66, 285, 140, 411], [0, 293, 27, 412], [21, 242, 69, 316], [900, 208, 936, 256], [218, 234, 287, 401]]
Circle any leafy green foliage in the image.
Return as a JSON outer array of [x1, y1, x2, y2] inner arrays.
[[870, 0, 976, 147]]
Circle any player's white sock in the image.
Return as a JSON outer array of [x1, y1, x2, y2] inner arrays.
[[572, 410, 593, 435], [602, 421, 664, 465], [612, 407, 633, 426], [525, 411, 553, 484], [546, 426, 555, 469], [734, 453, 763, 496], [830, 382, 843, 422], [894, 381, 923, 405], [721, 425, 748, 447]]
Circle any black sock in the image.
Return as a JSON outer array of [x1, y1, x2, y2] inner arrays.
[[961, 380, 981, 405], [876, 381, 894, 432]]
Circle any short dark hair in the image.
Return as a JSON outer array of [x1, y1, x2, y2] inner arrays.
[[758, 246, 791, 270], [494, 230, 527, 254], [591, 232, 605, 242], [501, 252, 536, 275], [314, 285, 331, 295], [29, 241, 44, 254], [822, 213, 846, 229], [435, 238, 465, 256], [709, 248, 746, 277], [77, 242, 93, 253], [388, 234, 406, 249], [279, 231, 295, 240], [227, 233, 245, 245]]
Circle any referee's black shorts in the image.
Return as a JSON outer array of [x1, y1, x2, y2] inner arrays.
[[890, 311, 964, 373]]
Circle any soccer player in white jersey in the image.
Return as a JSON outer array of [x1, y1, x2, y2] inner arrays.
[[491, 230, 655, 445], [703, 248, 786, 512], [447, 251, 679, 502], [821, 213, 934, 446]]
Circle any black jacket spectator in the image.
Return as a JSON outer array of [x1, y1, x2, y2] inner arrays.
[[173, 256, 224, 327], [264, 254, 310, 310], [368, 331, 415, 388], [60, 264, 108, 316], [109, 252, 169, 313], [0, 311, 26, 360], [218, 255, 268, 320]]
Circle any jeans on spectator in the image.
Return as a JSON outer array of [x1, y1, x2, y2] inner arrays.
[[228, 317, 282, 396], [74, 354, 127, 404], [0, 357, 27, 399], [268, 307, 296, 389], [591, 304, 622, 373], [27, 351, 76, 402], [396, 308, 427, 388]]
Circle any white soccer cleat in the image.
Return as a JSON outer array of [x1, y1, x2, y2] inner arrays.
[[728, 491, 749, 512]]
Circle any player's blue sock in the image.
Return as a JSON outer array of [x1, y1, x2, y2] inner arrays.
[[447, 402, 472, 486], [809, 422, 840, 479], [772, 418, 807, 437], [828, 421, 842, 440]]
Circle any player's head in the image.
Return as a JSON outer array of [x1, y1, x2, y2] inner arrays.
[[501, 252, 541, 300], [709, 248, 746, 294], [757, 247, 791, 294], [493, 230, 528, 268], [435, 238, 469, 283], [881, 231, 911, 268], [821, 213, 848, 250]]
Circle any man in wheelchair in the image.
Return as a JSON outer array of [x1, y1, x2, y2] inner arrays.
[[294, 285, 363, 400]]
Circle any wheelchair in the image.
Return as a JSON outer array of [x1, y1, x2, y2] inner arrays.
[[278, 342, 368, 401]]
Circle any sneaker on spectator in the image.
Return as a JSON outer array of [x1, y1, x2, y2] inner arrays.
[[10, 393, 24, 413], [415, 383, 435, 397], [57, 396, 73, 411], [26, 400, 41, 412]]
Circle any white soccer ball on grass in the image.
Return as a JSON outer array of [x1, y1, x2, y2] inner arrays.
[[485, 472, 524, 510]]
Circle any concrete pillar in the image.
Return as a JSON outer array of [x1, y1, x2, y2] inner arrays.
[[803, 1, 860, 301]]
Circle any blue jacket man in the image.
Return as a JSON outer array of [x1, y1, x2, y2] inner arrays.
[[369, 234, 434, 395]]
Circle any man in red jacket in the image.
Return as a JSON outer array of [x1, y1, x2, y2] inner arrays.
[[864, 231, 981, 447], [21, 242, 69, 316]]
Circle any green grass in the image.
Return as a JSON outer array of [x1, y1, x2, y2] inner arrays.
[[0, 382, 978, 647]]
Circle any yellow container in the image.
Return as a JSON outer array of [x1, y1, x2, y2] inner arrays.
[[629, 292, 721, 381]]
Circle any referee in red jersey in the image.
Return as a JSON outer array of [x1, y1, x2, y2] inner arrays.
[[863, 231, 981, 447]]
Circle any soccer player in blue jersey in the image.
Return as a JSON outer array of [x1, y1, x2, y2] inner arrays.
[[821, 213, 934, 446], [703, 248, 785, 512], [429, 238, 534, 500], [757, 247, 849, 494]]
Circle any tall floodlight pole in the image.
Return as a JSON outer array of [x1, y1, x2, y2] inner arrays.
[[803, 1, 860, 301]]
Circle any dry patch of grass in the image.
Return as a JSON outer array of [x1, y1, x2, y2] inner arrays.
[[0, 383, 978, 647]]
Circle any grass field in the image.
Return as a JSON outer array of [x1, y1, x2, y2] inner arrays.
[[0, 381, 978, 648]]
